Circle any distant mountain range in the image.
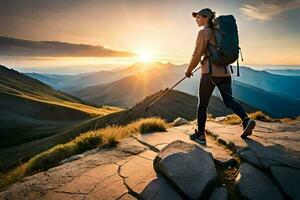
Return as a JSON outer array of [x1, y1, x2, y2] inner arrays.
[[26, 62, 175, 90], [26, 62, 300, 118], [265, 69, 300, 76], [234, 67, 300, 99], [67, 63, 192, 108], [0, 36, 135, 57], [231, 81, 300, 118]]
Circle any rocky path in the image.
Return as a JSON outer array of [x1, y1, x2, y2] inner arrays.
[[1, 119, 299, 200]]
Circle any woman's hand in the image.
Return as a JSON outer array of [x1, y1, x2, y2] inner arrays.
[[185, 69, 193, 78]]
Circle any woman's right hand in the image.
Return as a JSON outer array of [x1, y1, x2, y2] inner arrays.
[[185, 69, 193, 78]]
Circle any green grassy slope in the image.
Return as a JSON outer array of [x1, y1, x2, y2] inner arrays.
[[0, 65, 122, 170]]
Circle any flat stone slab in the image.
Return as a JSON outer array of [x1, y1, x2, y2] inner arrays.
[[154, 140, 217, 199], [205, 121, 300, 169], [119, 150, 157, 194], [235, 163, 283, 200], [203, 140, 236, 167], [133, 127, 236, 167], [140, 175, 183, 200], [270, 166, 300, 199], [0, 138, 147, 200]]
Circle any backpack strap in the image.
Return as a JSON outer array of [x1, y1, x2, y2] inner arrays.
[[230, 65, 234, 73], [206, 42, 213, 75], [237, 58, 240, 77], [239, 47, 244, 61], [236, 47, 243, 77], [208, 56, 213, 75]]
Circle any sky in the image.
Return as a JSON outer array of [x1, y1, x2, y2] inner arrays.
[[0, 0, 299, 74]]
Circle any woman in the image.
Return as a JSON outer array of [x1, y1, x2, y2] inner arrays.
[[185, 8, 256, 144]]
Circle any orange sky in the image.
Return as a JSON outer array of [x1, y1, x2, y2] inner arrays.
[[0, 0, 299, 72]]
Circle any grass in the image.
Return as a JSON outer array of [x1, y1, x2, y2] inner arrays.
[[20, 93, 123, 116], [217, 111, 281, 125], [0, 117, 168, 189]]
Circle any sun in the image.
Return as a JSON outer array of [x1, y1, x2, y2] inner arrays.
[[137, 51, 154, 63]]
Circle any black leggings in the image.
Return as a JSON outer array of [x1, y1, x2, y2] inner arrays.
[[197, 73, 248, 133]]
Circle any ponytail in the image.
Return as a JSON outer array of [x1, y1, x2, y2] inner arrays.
[[208, 11, 216, 29]]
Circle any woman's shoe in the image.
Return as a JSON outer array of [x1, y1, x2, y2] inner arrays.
[[241, 118, 256, 138], [190, 129, 207, 145]]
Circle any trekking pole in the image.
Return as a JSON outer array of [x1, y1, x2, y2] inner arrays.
[[145, 66, 201, 112]]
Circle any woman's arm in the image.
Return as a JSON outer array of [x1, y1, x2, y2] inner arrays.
[[185, 30, 207, 77]]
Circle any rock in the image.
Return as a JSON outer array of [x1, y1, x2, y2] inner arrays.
[[238, 149, 263, 169], [205, 120, 300, 169], [243, 139, 300, 169], [270, 166, 300, 199], [196, 137, 236, 168], [119, 151, 157, 194], [140, 174, 182, 200], [209, 186, 228, 200], [153, 140, 217, 199], [119, 194, 136, 200], [172, 117, 189, 126], [59, 154, 85, 164], [235, 163, 283, 200], [214, 155, 236, 167], [214, 116, 226, 122]]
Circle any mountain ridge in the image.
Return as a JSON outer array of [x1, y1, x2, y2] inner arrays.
[[0, 36, 135, 57]]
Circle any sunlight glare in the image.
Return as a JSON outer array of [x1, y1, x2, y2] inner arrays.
[[137, 51, 153, 63]]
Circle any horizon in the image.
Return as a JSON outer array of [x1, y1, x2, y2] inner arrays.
[[0, 0, 300, 74], [5, 62, 300, 75]]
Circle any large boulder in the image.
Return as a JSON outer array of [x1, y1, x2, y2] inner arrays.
[[153, 140, 217, 199], [270, 166, 300, 199], [140, 174, 183, 200], [235, 163, 283, 200]]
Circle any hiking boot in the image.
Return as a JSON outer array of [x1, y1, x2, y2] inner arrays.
[[190, 129, 206, 145], [241, 117, 256, 138]]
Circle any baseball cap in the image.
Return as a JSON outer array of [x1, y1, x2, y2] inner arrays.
[[192, 8, 214, 19]]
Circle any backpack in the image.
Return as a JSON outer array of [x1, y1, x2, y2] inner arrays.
[[206, 15, 243, 76]]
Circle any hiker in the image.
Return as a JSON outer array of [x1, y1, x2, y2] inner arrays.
[[185, 8, 256, 144]]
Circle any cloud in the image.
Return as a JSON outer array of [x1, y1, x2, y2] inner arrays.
[[240, 0, 300, 21], [0, 36, 136, 57]]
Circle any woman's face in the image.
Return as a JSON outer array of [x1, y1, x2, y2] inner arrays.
[[195, 15, 208, 27]]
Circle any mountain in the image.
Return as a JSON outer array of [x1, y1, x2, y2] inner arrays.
[[231, 80, 300, 118], [234, 66, 300, 99], [79, 89, 259, 130], [265, 68, 300, 76], [26, 64, 300, 118], [24, 72, 70, 89], [69, 64, 300, 119], [0, 36, 135, 57], [26, 62, 174, 90], [27, 65, 300, 102], [0, 65, 121, 170], [67, 63, 198, 107]]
